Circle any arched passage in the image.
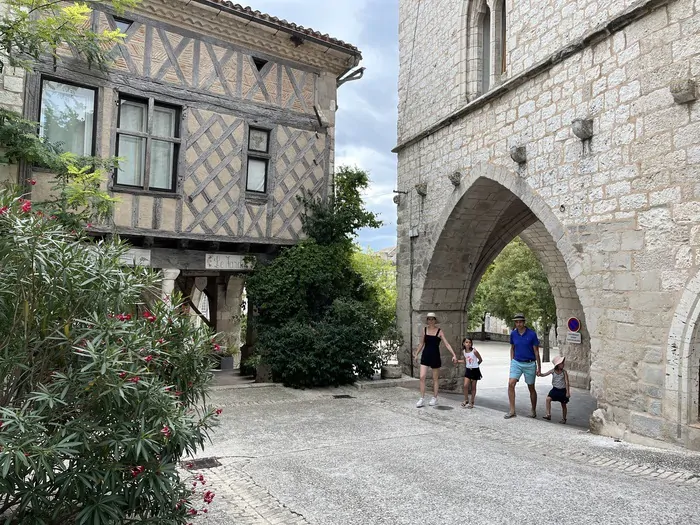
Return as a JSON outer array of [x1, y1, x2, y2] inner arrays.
[[665, 271, 700, 449], [413, 163, 590, 389]]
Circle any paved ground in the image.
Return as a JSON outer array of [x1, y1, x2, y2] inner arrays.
[[189, 369, 700, 525]]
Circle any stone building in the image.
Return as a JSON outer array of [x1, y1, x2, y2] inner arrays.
[[395, 0, 700, 450], [0, 0, 361, 356]]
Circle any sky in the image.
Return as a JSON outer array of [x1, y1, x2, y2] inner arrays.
[[251, 0, 399, 251]]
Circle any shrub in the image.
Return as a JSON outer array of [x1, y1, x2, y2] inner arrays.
[[245, 166, 384, 388], [0, 189, 220, 524]]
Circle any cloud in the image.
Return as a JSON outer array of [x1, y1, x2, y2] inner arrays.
[[249, 0, 399, 250]]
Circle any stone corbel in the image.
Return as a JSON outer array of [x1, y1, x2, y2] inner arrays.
[[670, 78, 697, 104], [571, 119, 594, 140], [509, 146, 527, 165], [393, 194, 401, 205], [448, 171, 461, 186], [414, 183, 427, 197]]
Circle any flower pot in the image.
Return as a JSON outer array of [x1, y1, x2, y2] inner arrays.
[[220, 356, 234, 370], [381, 364, 402, 379]]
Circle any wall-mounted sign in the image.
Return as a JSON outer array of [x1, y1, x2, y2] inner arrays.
[[119, 248, 152, 267], [567, 317, 581, 332], [566, 332, 582, 344], [205, 254, 253, 271]]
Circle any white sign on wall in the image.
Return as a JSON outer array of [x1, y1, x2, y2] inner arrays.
[[119, 248, 152, 267], [205, 254, 253, 271], [566, 332, 582, 344]]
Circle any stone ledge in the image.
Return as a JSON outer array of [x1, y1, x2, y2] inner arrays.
[[354, 375, 420, 390]]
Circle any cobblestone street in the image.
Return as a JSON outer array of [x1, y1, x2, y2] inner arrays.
[[188, 384, 700, 525]]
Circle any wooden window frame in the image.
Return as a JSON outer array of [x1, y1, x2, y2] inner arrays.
[[113, 94, 182, 193], [245, 126, 271, 194], [38, 76, 98, 157]]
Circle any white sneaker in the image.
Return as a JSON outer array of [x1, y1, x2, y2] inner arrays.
[[429, 397, 438, 406], [416, 397, 425, 408]]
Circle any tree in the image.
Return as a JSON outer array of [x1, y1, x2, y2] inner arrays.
[[0, 0, 134, 227], [350, 246, 396, 334], [245, 166, 385, 388], [467, 238, 556, 357], [0, 0, 134, 72]]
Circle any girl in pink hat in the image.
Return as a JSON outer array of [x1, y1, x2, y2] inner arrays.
[[540, 355, 570, 424]]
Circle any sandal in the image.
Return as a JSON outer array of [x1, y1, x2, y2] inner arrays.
[[560, 419, 567, 424], [461, 401, 468, 408], [503, 413, 517, 419], [529, 411, 537, 418], [542, 415, 551, 421], [467, 404, 474, 409]]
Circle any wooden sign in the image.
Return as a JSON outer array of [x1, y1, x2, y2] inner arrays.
[[205, 254, 253, 271]]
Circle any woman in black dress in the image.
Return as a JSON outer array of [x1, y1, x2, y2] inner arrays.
[[413, 312, 457, 407]]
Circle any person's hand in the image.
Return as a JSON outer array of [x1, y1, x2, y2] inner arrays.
[[451, 356, 457, 364], [567, 391, 571, 398], [536, 368, 541, 377]]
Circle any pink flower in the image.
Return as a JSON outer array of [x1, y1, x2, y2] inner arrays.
[[203, 491, 215, 504], [188, 508, 198, 516], [144, 355, 153, 363], [215, 408, 223, 416], [143, 311, 156, 322], [129, 376, 140, 383], [20, 201, 31, 213], [157, 338, 165, 344], [213, 344, 221, 353], [118, 372, 127, 379], [27, 179, 36, 185], [130, 465, 145, 477], [0, 206, 8, 215], [161, 425, 171, 438]]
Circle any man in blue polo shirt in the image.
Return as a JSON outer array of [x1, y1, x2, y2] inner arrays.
[[504, 313, 541, 419]]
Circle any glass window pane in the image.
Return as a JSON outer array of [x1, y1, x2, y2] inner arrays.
[[150, 140, 175, 190], [40, 80, 95, 156], [116, 134, 145, 186], [246, 158, 267, 192], [248, 128, 269, 153], [153, 106, 177, 138], [119, 100, 147, 132]]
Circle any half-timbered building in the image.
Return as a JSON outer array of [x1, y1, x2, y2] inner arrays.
[[0, 0, 362, 359]]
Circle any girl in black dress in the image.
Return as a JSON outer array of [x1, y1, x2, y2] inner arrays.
[[413, 312, 457, 407]]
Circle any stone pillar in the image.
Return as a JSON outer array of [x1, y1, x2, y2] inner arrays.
[[215, 274, 245, 367], [161, 268, 180, 304]]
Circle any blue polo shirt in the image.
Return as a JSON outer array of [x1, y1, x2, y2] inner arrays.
[[510, 327, 540, 362]]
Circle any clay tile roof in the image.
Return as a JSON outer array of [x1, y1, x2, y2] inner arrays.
[[201, 1, 361, 56]]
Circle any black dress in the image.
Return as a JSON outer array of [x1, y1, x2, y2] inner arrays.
[[420, 328, 442, 369]]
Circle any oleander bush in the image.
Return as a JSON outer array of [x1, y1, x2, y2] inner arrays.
[[0, 188, 220, 524]]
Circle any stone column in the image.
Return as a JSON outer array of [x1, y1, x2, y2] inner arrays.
[[216, 274, 245, 367], [161, 268, 180, 304]]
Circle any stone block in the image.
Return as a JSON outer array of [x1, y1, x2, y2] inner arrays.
[[641, 365, 665, 385], [669, 78, 697, 104], [2, 75, 24, 93], [630, 412, 663, 440]]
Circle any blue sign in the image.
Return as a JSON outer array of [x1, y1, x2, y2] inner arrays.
[[567, 317, 581, 333]]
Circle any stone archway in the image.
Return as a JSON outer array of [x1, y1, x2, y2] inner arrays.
[[664, 271, 700, 450], [411, 163, 590, 390]]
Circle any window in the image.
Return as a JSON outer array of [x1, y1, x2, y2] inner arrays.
[[246, 127, 270, 193], [479, 5, 491, 94], [115, 96, 181, 191], [113, 17, 133, 33], [500, 4, 507, 74], [39, 79, 96, 156]]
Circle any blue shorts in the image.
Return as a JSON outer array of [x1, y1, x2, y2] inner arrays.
[[509, 360, 537, 385]]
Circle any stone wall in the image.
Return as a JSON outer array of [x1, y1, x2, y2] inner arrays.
[[397, 0, 700, 449], [0, 0, 25, 184]]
